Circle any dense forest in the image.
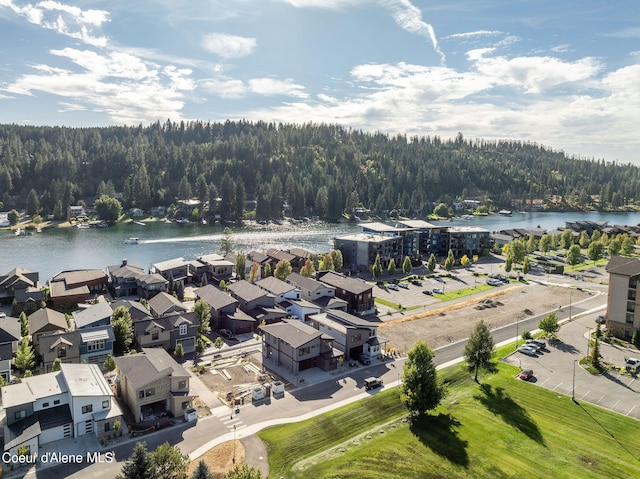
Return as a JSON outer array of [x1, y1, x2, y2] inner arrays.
[[1, 120, 639, 222]]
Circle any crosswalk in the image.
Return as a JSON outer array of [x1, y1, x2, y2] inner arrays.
[[210, 405, 247, 432]]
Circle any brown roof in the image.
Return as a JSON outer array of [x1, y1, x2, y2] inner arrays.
[[28, 308, 68, 335], [114, 348, 188, 389], [605, 256, 640, 277]]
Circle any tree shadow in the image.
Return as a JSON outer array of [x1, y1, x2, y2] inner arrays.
[[547, 340, 580, 354], [409, 413, 469, 467], [474, 384, 545, 445]]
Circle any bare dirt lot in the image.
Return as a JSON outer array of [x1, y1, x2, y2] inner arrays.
[[379, 283, 590, 354]]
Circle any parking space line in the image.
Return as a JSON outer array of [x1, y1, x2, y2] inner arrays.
[[538, 378, 550, 387], [598, 394, 606, 403], [627, 405, 637, 416], [580, 390, 590, 400], [611, 399, 620, 410], [552, 381, 564, 391]]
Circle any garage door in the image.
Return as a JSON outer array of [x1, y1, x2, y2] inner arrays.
[[177, 337, 195, 353]]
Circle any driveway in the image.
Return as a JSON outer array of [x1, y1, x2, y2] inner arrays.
[[503, 312, 640, 420]]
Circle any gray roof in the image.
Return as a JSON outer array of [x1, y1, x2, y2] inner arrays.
[[51, 269, 108, 288], [260, 319, 321, 348], [256, 276, 296, 296], [0, 316, 21, 344], [266, 248, 296, 263], [111, 299, 151, 321], [148, 292, 187, 316], [14, 286, 45, 303], [114, 348, 188, 389], [73, 301, 114, 328], [1, 371, 69, 408], [152, 257, 188, 272], [287, 273, 330, 293], [106, 262, 145, 279], [317, 271, 372, 295], [228, 280, 270, 303], [606, 256, 640, 276], [324, 309, 376, 328], [133, 311, 197, 337], [28, 308, 68, 335], [195, 284, 238, 310], [60, 363, 112, 397]]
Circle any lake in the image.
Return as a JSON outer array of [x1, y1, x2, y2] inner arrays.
[[3, 211, 640, 282]]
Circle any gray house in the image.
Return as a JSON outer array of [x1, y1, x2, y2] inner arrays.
[[227, 280, 275, 313], [148, 292, 188, 317], [73, 301, 114, 329], [133, 311, 199, 354], [194, 284, 238, 331], [37, 325, 115, 373]]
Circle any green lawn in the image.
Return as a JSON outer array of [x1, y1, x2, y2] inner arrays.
[[258, 360, 640, 479]]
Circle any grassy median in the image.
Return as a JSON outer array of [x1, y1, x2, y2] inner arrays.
[[258, 356, 640, 478]]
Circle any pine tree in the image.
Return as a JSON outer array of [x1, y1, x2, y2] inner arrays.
[[116, 442, 154, 479], [14, 339, 36, 372], [190, 460, 214, 479]]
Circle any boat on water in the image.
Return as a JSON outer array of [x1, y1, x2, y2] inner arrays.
[[76, 223, 90, 229], [461, 214, 475, 220], [124, 237, 140, 245], [498, 209, 512, 216]]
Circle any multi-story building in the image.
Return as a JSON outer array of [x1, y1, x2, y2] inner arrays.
[[605, 256, 640, 340]]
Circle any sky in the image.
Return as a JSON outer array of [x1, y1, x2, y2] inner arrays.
[[0, 1, 639, 164]]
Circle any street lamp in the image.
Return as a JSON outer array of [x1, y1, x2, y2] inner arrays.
[[586, 328, 591, 358], [572, 359, 576, 401], [233, 424, 237, 464]]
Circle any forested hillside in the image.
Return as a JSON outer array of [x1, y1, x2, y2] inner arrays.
[[0, 121, 638, 222]]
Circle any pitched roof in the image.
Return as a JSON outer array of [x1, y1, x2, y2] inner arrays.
[[152, 257, 188, 272], [28, 308, 68, 335], [0, 316, 21, 344], [111, 299, 151, 321], [1, 371, 68, 408], [317, 271, 372, 295], [260, 319, 322, 348], [195, 284, 238, 310], [51, 269, 108, 288], [73, 301, 114, 328], [256, 276, 296, 296], [266, 248, 296, 263], [114, 348, 188, 389], [133, 312, 197, 337], [148, 292, 187, 316], [106, 262, 145, 278], [287, 273, 329, 293], [605, 256, 640, 276], [228, 280, 270, 303]]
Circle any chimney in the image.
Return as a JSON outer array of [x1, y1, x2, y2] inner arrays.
[[122, 259, 128, 266]]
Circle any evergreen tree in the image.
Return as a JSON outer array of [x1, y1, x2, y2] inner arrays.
[[52, 357, 62, 371], [427, 253, 436, 272], [193, 299, 212, 337], [19, 311, 28, 337], [263, 263, 271, 278], [402, 255, 412, 275], [400, 340, 445, 419], [104, 354, 116, 372], [387, 258, 396, 277], [174, 343, 185, 359], [116, 442, 154, 479], [14, 339, 36, 372], [190, 460, 214, 479], [463, 320, 496, 383], [371, 254, 382, 280], [219, 227, 234, 256], [111, 306, 133, 355], [151, 441, 189, 479], [235, 251, 246, 280]]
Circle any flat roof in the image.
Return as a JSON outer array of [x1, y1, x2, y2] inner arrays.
[[61, 363, 112, 397]]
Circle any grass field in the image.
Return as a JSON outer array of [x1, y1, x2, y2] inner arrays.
[[258, 358, 640, 479]]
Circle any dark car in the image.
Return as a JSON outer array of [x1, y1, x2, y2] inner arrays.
[[422, 289, 433, 295], [595, 315, 605, 324], [526, 339, 546, 350]]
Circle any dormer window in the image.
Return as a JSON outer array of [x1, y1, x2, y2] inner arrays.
[[58, 347, 66, 358], [179, 324, 187, 335]]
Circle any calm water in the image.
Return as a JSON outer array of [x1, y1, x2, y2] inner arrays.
[[3, 211, 640, 282]]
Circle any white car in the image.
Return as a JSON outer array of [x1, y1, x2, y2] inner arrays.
[[387, 284, 399, 291], [0, 312, 6, 318]]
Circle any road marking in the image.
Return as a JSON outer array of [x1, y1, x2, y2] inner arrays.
[[598, 394, 606, 403], [627, 404, 637, 416], [611, 399, 620, 410], [580, 390, 590, 400], [538, 378, 550, 387], [552, 382, 564, 391]]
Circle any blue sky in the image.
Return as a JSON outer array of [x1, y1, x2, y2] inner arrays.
[[1, 1, 639, 163]]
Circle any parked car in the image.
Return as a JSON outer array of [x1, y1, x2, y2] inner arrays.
[[595, 315, 606, 324], [486, 279, 502, 286], [398, 282, 409, 289], [364, 377, 383, 391], [359, 354, 371, 365], [432, 288, 444, 294], [410, 279, 423, 286], [625, 357, 640, 373], [422, 289, 433, 295], [387, 283, 399, 291], [219, 329, 235, 340], [519, 369, 534, 380], [0, 312, 5, 318], [434, 277, 445, 283], [518, 345, 539, 357], [526, 339, 546, 350]]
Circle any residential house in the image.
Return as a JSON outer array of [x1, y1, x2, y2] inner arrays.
[[277, 297, 321, 323], [197, 253, 235, 284], [73, 301, 113, 329], [0, 316, 21, 382], [194, 285, 239, 331], [111, 299, 151, 322], [148, 291, 188, 318], [246, 251, 271, 280], [151, 257, 192, 287], [113, 348, 195, 423], [307, 309, 386, 361], [14, 287, 46, 315], [68, 205, 85, 218], [256, 276, 301, 304], [316, 271, 375, 315], [107, 260, 146, 297], [0, 267, 40, 305], [28, 308, 68, 348], [37, 325, 115, 372], [136, 272, 169, 299], [287, 273, 335, 303], [260, 319, 341, 375], [227, 280, 275, 313], [265, 248, 299, 271], [1, 363, 124, 458], [605, 256, 640, 340], [133, 311, 199, 354], [48, 269, 108, 308]]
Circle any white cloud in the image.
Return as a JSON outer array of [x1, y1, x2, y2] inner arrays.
[[202, 33, 257, 60], [275, 0, 366, 8], [382, 0, 445, 65], [445, 30, 502, 40], [248, 78, 307, 98], [551, 44, 571, 53], [200, 78, 247, 99], [2, 0, 109, 46]]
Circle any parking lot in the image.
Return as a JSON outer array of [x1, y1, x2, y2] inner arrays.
[[503, 312, 640, 420]]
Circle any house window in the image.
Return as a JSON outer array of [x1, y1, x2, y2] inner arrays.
[[182, 401, 190, 409], [58, 347, 66, 358], [14, 410, 26, 420], [145, 388, 155, 397], [82, 404, 93, 414], [179, 324, 187, 335], [151, 331, 159, 340], [626, 313, 635, 324], [42, 402, 49, 408], [54, 399, 60, 405], [299, 346, 310, 355], [351, 334, 361, 343], [139, 390, 144, 399], [104, 422, 111, 433], [102, 400, 109, 409], [178, 380, 187, 389], [87, 340, 105, 352]]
